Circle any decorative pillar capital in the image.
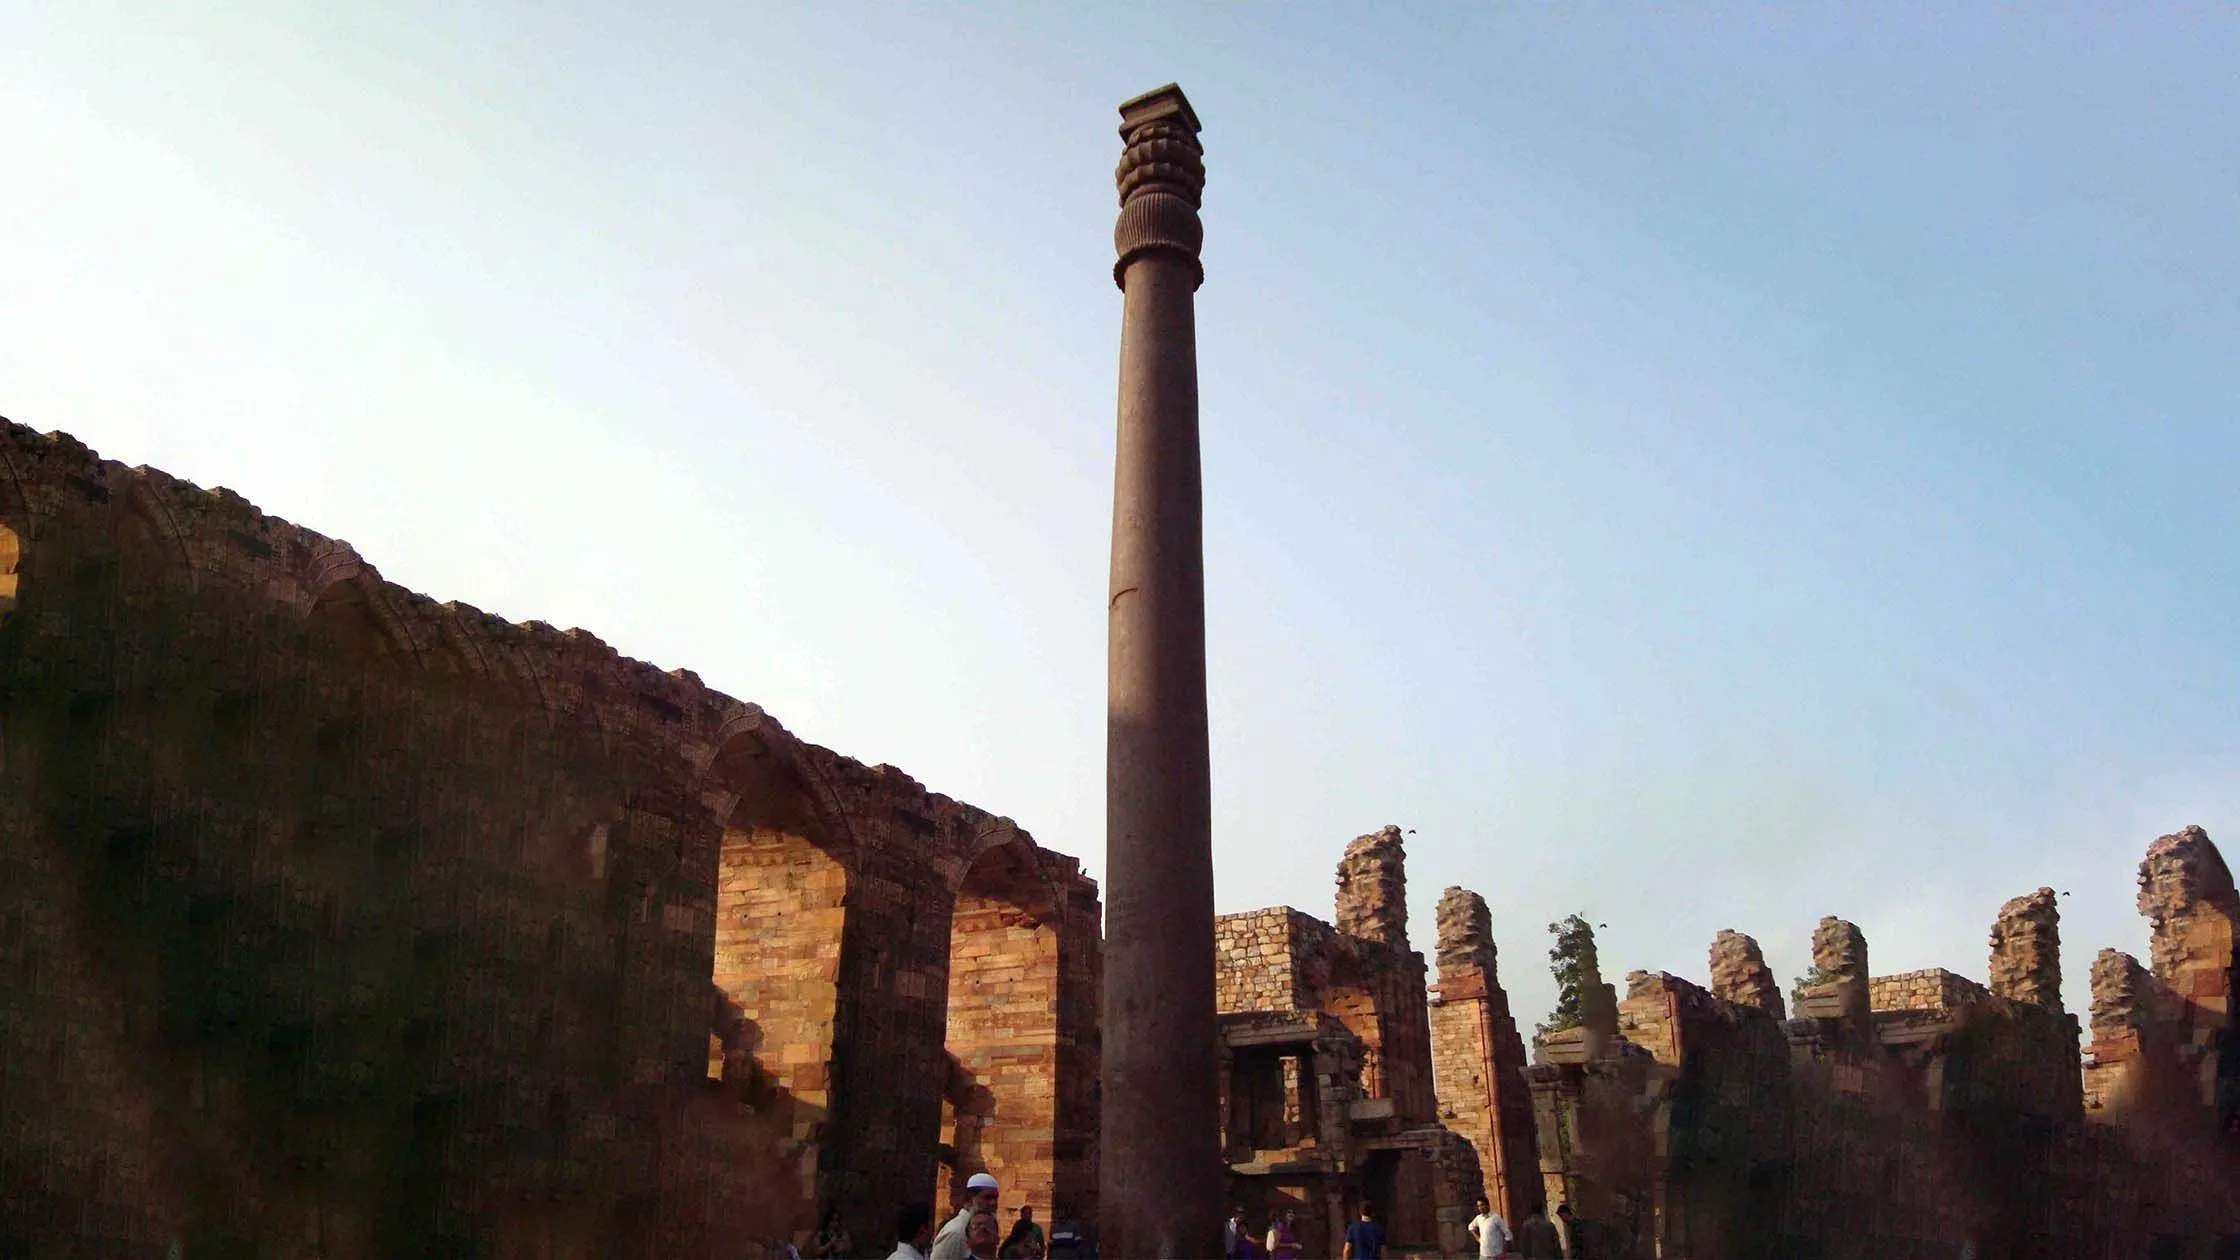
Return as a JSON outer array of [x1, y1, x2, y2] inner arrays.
[[1114, 83, 1205, 290]]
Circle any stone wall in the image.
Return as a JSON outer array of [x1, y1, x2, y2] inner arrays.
[[1215, 907, 1320, 1014], [1868, 968, 1991, 1016], [0, 421, 1098, 1256], [1217, 832, 1507, 1258], [1523, 848, 2240, 1259], [1217, 1011, 1363, 1259], [1313, 836, 1438, 1125]]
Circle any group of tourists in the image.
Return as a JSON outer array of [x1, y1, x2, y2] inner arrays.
[[1467, 1197, 1587, 1259], [881, 1172, 1066, 1260], [1216, 1195, 1587, 1260], [813, 1177, 1589, 1260], [1222, 1204, 1306, 1259]]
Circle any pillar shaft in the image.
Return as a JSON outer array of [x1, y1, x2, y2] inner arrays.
[[1101, 83, 1223, 1260]]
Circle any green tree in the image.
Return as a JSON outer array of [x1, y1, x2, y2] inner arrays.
[[1534, 913, 1595, 1044], [1791, 962, 1835, 1004]]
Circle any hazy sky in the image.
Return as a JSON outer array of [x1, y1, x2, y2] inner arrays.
[[7, 4, 2238, 1026]]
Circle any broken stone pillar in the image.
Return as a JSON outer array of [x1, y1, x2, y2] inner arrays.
[[2138, 826, 2238, 1004], [2085, 949, 2153, 1101], [1578, 926, 1621, 1048], [1987, 887, 2063, 1012], [1434, 886, 1497, 981], [2135, 826, 2238, 1118], [1100, 82, 1222, 1260], [1810, 916, 1872, 1032], [1335, 825, 1410, 950], [1428, 887, 1543, 1223], [2090, 950, 2154, 1042], [1708, 929, 1785, 1020]]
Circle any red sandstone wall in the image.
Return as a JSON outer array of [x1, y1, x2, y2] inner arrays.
[[0, 421, 1099, 1256]]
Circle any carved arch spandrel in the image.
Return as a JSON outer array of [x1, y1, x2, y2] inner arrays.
[[955, 820, 1074, 930], [697, 709, 860, 872], [115, 478, 198, 594], [304, 572, 422, 669]]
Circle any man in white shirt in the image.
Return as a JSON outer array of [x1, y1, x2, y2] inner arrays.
[[1468, 1196, 1512, 1259], [931, 1172, 1000, 1260], [889, 1204, 936, 1260]]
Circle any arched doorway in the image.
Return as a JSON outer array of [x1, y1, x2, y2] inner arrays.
[[0, 521, 20, 625], [940, 840, 1061, 1221], [708, 739, 851, 1234]]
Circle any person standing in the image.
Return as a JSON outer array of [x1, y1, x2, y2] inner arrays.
[[1001, 1205, 1045, 1260], [933, 1174, 1000, 1260], [1515, 1206, 1562, 1259], [813, 1208, 853, 1260], [1225, 1207, 1258, 1259], [1339, 1203, 1385, 1260], [1263, 1208, 1301, 1260], [889, 1205, 937, 1260], [1469, 1196, 1512, 1259], [1554, 1203, 1585, 1259]]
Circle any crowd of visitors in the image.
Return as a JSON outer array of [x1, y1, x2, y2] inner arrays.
[[772, 1175, 1603, 1259], [1217, 1193, 1592, 1260]]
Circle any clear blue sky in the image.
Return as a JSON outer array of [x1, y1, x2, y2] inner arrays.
[[6, 5, 2237, 1025]]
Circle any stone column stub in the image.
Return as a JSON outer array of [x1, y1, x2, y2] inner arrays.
[[1708, 928, 1785, 1020], [1336, 825, 1410, 952], [1987, 886, 2064, 1012]]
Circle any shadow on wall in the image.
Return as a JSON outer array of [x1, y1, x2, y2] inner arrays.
[[689, 989, 823, 1251], [938, 1050, 999, 1198]]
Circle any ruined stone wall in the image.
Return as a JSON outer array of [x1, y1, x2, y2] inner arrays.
[[2083, 947, 2193, 1123], [1708, 929, 1784, 1021], [1868, 968, 1991, 1016], [1428, 887, 1541, 1222], [1527, 857, 2240, 1260], [1527, 1052, 1657, 1252], [1334, 825, 1408, 951], [1608, 972, 1792, 1260], [1215, 836, 1440, 1124], [1217, 1011, 1363, 1260], [2136, 826, 2238, 1128], [1775, 1035, 1973, 1259], [0, 421, 1099, 1256], [1988, 886, 2064, 1011], [1215, 907, 1317, 1014], [1799, 916, 1873, 1035]]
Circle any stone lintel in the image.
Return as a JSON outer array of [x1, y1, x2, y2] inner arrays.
[[1793, 984, 1850, 1021], [1348, 1097, 1398, 1122], [1356, 1127, 1446, 1152], [1537, 1028, 1593, 1065]]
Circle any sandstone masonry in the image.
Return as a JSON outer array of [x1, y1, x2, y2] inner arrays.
[[0, 420, 1098, 1257]]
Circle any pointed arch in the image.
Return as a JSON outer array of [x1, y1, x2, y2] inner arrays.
[[701, 721, 857, 1237], [305, 574, 420, 668], [116, 479, 197, 593], [940, 833, 1063, 1213]]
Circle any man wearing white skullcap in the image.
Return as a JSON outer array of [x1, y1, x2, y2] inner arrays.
[[931, 1172, 1000, 1260]]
